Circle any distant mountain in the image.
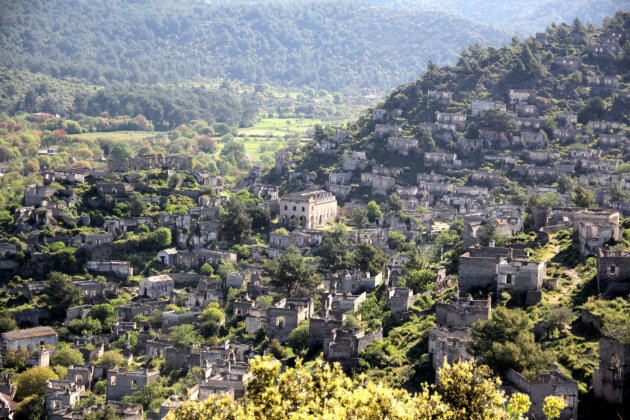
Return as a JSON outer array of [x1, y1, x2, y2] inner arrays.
[[205, 0, 630, 35], [0, 0, 508, 91]]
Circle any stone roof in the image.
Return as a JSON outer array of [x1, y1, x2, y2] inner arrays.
[[2, 326, 56, 341]]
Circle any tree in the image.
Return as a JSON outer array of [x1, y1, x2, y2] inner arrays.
[[98, 350, 125, 368], [51, 347, 84, 367], [387, 231, 407, 251], [571, 185, 595, 208], [366, 201, 382, 223], [200, 263, 214, 276], [219, 197, 253, 243], [168, 356, 545, 420], [83, 405, 121, 420], [264, 246, 319, 297], [435, 361, 507, 420], [129, 194, 147, 217], [400, 269, 436, 294], [471, 307, 551, 378], [482, 109, 519, 132], [319, 224, 351, 270], [0, 312, 17, 333], [89, 304, 116, 332], [168, 173, 182, 189], [557, 173, 575, 194], [286, 321, 310, 353], [197, 135, 218, 153], [419, 128, 435, 151], [386, 193, 403, 212], [14, 395, 45, 420], [41, 272, 81, 318], [145, 227, 172, 250], [168, 324, 203, 350], [350, 207, 368, 229], [578, 96, 607, 124], [351, 243, 387, 276], [15, 366, 59, 400], [109, 142, 133, 159]]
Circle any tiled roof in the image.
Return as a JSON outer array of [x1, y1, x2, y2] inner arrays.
[[2, 326, 56, 341]]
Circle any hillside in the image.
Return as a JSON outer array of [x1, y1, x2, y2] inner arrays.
[[0, 0, 508, 91], [208, 0, 630, 35], [287, 11, 630, 187]]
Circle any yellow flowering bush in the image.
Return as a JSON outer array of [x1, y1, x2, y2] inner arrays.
[[168, 357, 563, 420]]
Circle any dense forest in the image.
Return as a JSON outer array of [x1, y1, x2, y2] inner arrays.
[[0, 0, 508, 90], [0, 68, 258, 128], [208, 0, 630, 35]]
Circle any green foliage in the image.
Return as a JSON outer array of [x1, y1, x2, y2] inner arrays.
[[571, 185, 595, 209], [264, 246, 319, 297], [350, 207, 368, 229], [319, 224, 351, 270], [14, 395, 45, 420], [41, 272, 82, 318], [168, 324, 204, 350], [386, 193, 403, 212], [471, 307, 552, 378], [200, 263, 215, 276], [82, 405, 121, 420], [219, 197, 253, 243], [286, 321, 310, 353], [352, 243, 388, 276], [400, 269, 436, 294], [51, 347, 84, 367], [366, 201, 382, 222], [15, 366, 59, 400], [387, 231, 408, 251], [122, 381, 174, 412], [0, 312, 17, 333]]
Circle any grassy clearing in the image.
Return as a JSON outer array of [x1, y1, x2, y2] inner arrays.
[[67, 131, 163, 141]]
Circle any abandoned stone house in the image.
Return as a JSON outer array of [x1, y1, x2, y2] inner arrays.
[[424, 152, 461, 168], [167, 248, 237, 270], [470, 171, 504, 187], [372, 108, 387, 121], [520, 130, 546, 148], [505, 366, 579, 420], [326, 183, 353, 199], [436, 112, 466, 130], [265, 298, 314, 342], [427, 90, 452, 104], [1, 326, 57, 352], [554, 56, 582, 71], [279, 190, 337, 228], [515, 103, 539, 117], [589, 120, 622, 132], [387, 288, 418, 315], [455, 137, 485, 153], [107, 154, 192, 172], [599, 133, 627, 148], [526, 151, 560, 164], [496, 258, 546, 304], [553, 127, 583, 143], [24, 184, 57, 207], [557, 113, 578, 126], [328, 172, 353, 185], [586, 75, 619, 90], [325, 328, 383, 369], [327, 270, 383, 294], [387, 137, 418, 155], [569, 148, 601, 161], [321, 289, 367, 313], [597, 249, 630, 297], [575, 211, 621, 256], [45, 380, 84, 413], [96, 182, 134, 198], [374, 124, 402, 138], [428, 294, 491, 380], [471, 101, 506, 116], [458, 246, 539, 295], [508, 89, 536, 104], [341, 150, 367, 171], [86, 260, 133, 280], [592, 337, 630, 409], [138, 275, 174, 299], [106, 368, 159, 401]]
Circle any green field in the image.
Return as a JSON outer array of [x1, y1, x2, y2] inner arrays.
[[237, 117, 346, 138], [67, 131, 163, 141]]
